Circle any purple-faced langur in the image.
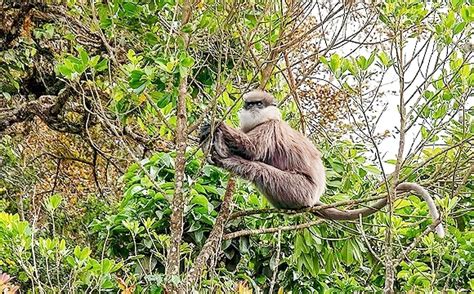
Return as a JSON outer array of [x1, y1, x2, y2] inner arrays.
[[200, 90, 445, 238]]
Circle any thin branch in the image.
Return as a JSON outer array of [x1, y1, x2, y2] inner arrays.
[[183, 177, 236, 289], [394, 218, 443, 266], [223, 219, 325, 240], [269, 229, 282, 293]]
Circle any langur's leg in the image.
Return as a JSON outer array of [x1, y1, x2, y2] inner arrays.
[[211, 152, 317, 209]]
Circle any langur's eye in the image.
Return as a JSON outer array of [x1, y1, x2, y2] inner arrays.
[[256, 102, 263, 107]]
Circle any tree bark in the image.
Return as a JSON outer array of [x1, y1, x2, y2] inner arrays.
[[165, 80, 188, 283], [384, 30, 406, 294], [182, 177, 236, 290], [165, 2, 193, 290]]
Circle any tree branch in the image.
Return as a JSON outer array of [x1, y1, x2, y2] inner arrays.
[[183, 177, 236, 289], [0, 92, 82, 134], [165, 0, 193, 286], [223, 219, 325, 240]]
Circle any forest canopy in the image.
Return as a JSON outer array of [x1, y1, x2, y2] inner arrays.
[[0, 0, 473, 292]]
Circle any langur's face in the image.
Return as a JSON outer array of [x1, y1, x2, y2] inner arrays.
[[239, 98, 281, 132]]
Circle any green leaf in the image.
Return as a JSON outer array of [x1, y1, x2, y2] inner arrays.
[[58, 64, 73, 78], [239, 237, 249, 254], [397, 270, 410, 279], [144, 32, 159, 45], [123, 2, 138, 14], [2, 92, 11, 100], [244, 13, 257, 29], [181, 56, 194, 68], [433, 104, 447, 119], [451, 0, 462, 9], [327, 180, 342, 188], [204, 185, 220, 195], [47, 194, 62, 210], [166, 60, 176, 73], [367, 51, 376, 68], [445, 11, 456, 28], [303, 228, 314, 246], [356, 56, 368, 70], [303, 253, 319, 276], [319, 56, 328, 65], [79, 47, 89, 65], [95, 58, 108, 72], [452, 22, 466, 34], [394, 199, 411, 210], [294, 234, 305, 256], [89, 55, 100, 68], [193, 183, 206, 194], [181, 23, 194, 33], [101, 279, 115, 289], [188, 221, 201, 232], [74, 246, 91, 261], [341, 241, 354, 265], [460, 6, 474, 22], [421, 125, 429, 139], [329, 54, 341, 72], [377, 51, 391, 68], [363, 165, 380, 175], [191, 195, 209, 208], [127, 49, 136, 61], [66, 256, 76, 267]]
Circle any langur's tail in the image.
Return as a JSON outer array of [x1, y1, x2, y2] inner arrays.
[[314, 182, 445, 238]]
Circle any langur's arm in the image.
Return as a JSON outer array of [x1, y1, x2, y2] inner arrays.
[[211, 150, 281, 183], [217, 123, 257, 159]]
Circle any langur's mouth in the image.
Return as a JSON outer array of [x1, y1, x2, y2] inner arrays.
[[241, 109, 257, 114]]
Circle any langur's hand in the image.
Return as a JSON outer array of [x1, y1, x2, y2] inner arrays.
[[209, 149, 224, 167], [207, 130, 230, 167], [214, 130, 230, 158], [199, 122, 211, 144], [199, 121, 223, 144]]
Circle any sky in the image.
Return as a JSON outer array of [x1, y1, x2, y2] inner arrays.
[[306, 2, 472, 174]]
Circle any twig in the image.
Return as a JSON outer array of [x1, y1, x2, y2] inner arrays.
[[269, 229, 282, 293], [394, 218, 443, 266], [223, 219, 325, 240]]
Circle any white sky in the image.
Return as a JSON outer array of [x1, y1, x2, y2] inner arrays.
[[307, 3, 472, 174]]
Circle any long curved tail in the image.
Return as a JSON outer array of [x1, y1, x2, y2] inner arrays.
[[314, 182, 445, 238]]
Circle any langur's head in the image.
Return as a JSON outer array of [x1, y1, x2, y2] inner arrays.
[[239, 90, 281, 132]]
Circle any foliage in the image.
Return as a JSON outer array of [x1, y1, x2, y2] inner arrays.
[[0, 197, 122, 292], [0, 0, 472, 292]]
